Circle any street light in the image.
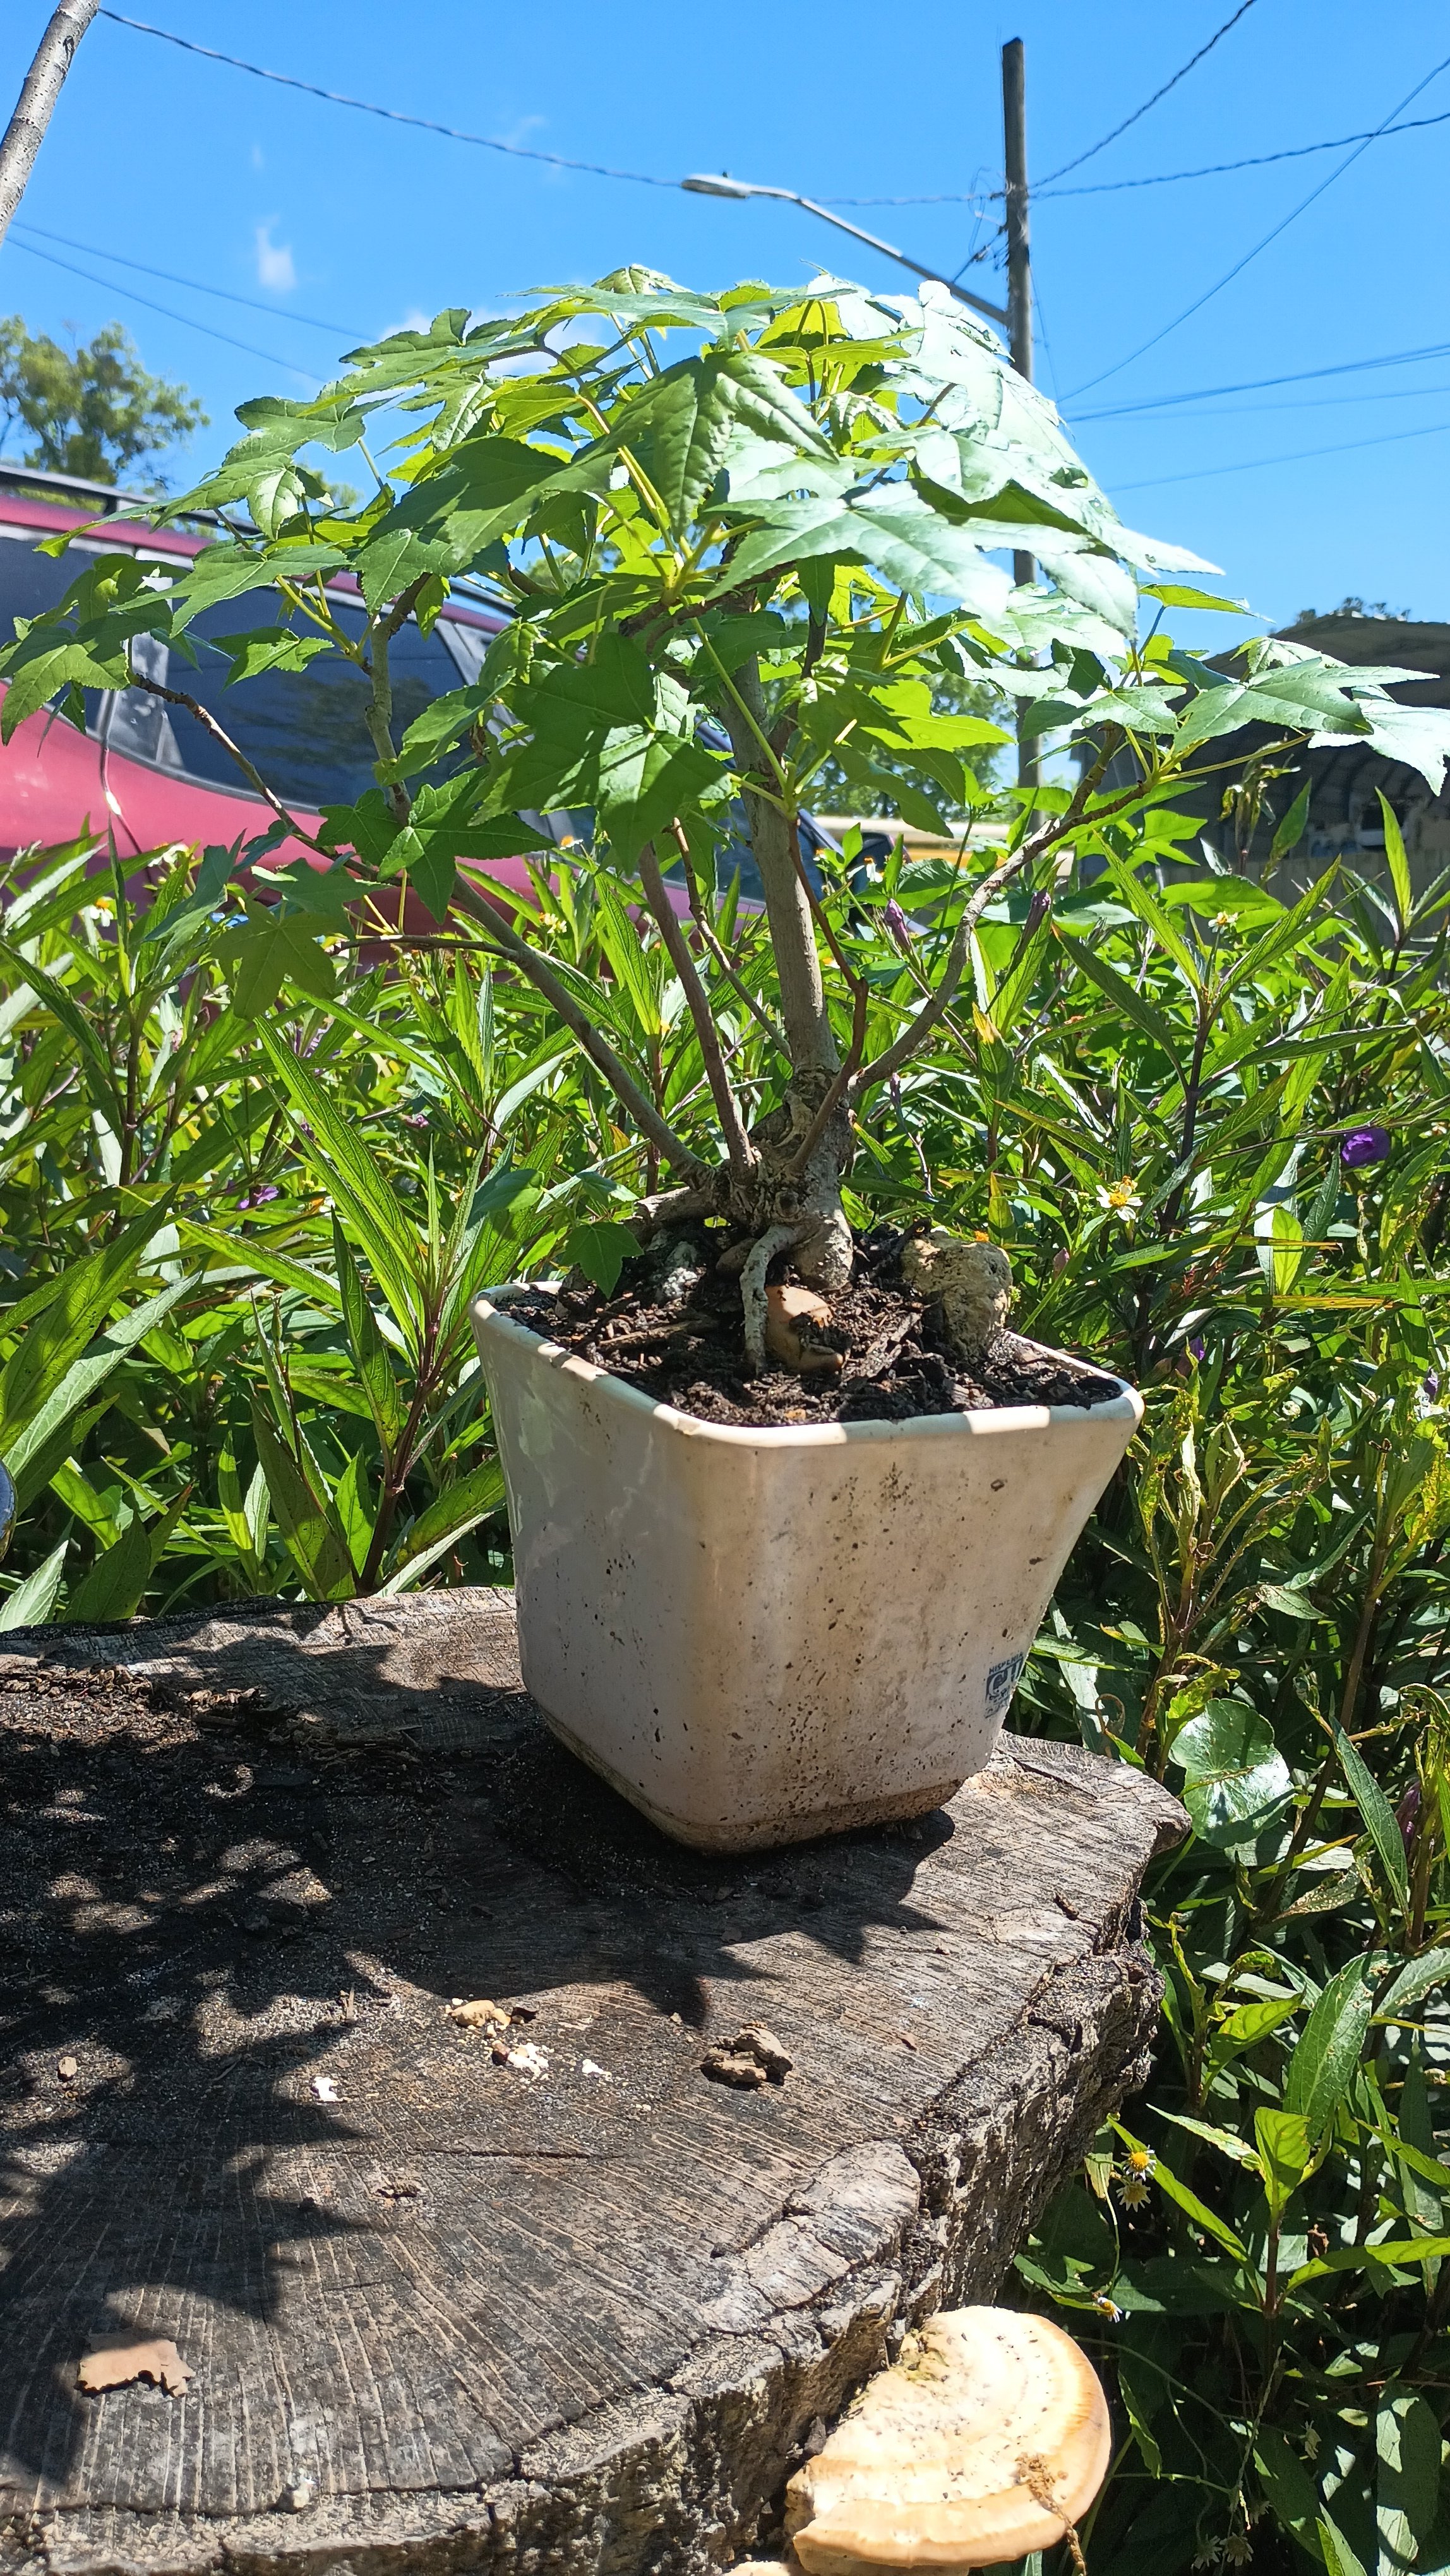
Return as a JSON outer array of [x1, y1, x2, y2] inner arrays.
[[680, 173, 1008, 330]]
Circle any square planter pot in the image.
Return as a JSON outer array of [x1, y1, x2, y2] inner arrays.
[[472, 1292, 1142, 1852]]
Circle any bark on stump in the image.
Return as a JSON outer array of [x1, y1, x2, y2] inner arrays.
[[0, 1592, 1185, 2576]]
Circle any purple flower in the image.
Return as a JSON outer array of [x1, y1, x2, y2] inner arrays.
[[1341, 1124, 1391, 1169], [1396, 1781, 1422, 1858], [1188, 1335, 1206, 1362], [884, 900, 911, 951], [240, 1183, 280, 1208]]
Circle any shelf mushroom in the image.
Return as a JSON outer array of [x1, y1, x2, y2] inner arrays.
[[786, 2308, 1110, 2573]]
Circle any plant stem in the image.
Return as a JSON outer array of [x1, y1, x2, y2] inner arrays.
[[636, 840, 755, 1186]]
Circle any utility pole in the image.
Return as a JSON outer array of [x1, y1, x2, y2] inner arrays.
[[1001, 36, 1038, 788]]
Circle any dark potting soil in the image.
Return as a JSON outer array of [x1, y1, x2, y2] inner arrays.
[[508, 1225, 1119, 1430]]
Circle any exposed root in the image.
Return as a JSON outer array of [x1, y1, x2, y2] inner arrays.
[[741, 1222, 808, 1373], [764, 1284, 844, 1376]]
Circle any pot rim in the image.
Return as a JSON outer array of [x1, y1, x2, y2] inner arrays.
[[472, 1287, 1143, 1450]]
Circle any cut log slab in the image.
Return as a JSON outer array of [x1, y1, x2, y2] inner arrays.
[[0, 1593, 1185, 2576]]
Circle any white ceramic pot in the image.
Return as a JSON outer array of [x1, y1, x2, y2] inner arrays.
[[471, 1292, 1142, 1852]]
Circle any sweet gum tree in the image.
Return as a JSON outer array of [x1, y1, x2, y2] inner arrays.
[[5, 268, 1448, 1363]]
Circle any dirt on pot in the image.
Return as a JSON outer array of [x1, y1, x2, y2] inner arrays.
[[509, 1227, 1116, 1429]]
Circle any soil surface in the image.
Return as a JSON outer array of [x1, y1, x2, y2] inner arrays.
[[513, 1226, 1117, 1429]]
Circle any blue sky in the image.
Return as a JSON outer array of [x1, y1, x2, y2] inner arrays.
[[1, 0, 1447, 633]]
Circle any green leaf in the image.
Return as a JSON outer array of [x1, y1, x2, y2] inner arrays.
[[249, 1396, 356, 1602], [1378, 788, 1413, 932], [332, 1446, 374, 1577], [1317, 2513, 1369, 2576], [1140, 581, 1250, 612], [1291, 2234, 1450, 2288], [1378, 1945, 1449, 2020], [1113, 2122, 1249, 2262], [1052, 928, 1185, 1068], [1283, 1953, 1379, 2135], [1378, 2384, 1441, 2572], [256, 1024, 423, 1346], [0, 1541, 68, 1630], [333, 1220, 406, 1453], [209, 626, 333, 684], [1254, 2106, 1312, 2216], [1170, 1700, 1292, 1846], [1335, 1724, 1411, 1914], [1254, 2425, 1326, 2563], [383, 1458, 506, 1585], [6, 1278, 192, 1503], [559, 1219, 642, 1297], [0, 1211, 174, 1453], [63, 1513, 153, 1624], [1269, 777, 1312, 863]]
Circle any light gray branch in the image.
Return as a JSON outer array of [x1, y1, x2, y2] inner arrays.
[[0, 0, 100, 248], [450, 878, 710, 1184], [719, 662, 837, 1078], [637, 839, 755, 1186]]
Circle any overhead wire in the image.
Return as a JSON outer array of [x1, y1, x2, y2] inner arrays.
[[1065, 48, 1450, 399], [9, 218, 363, 341], [3, 235, 318, 381], [97, 10, 676, 188], [1035, 0, 1258, 187], [1036, 105, 1450, 197], [1114, 415, 1450, 494], [1071, 340, 1450, 423]]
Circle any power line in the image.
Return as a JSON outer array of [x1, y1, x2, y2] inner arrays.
[[3, 234, 316, 381], [1067, 49, 1450, 399], [1072, 339, 1450, 422], [1113, 414, 1450, 494], [1038, 105, 1450, 197], [10, 218, 362, 340], [758, 104, 1450, 205], [97, 10, 676, 188], [1036, 1, 1258, 188]]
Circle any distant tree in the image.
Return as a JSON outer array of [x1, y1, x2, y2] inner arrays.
[[1289, 593, 1411, 629], [0, 314, 206, 487]]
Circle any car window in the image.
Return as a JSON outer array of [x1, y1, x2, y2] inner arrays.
[[0, 533, 474, 811], [167, 601, 466, 809]]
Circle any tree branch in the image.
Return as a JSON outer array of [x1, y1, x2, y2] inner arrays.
[[671, 821, 788, 1060], [719, 659, 837, 1077], [449, 878, 711, 1183], [786, 976, 869, 1181], [852, 738, 1136, 1098], [636, 839, 755, 1186], [0, 0, 99, 249], [128, 672, 320, 846]]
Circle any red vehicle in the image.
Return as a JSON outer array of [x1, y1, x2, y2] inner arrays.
[[0, 464, 832, 909], [0, 460, 534, 888]]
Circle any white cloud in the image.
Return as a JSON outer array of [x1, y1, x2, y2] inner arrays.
[[255, 222, 297, 294]]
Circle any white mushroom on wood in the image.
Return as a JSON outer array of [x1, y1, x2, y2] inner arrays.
[[785, 2307, 1110, 2573]]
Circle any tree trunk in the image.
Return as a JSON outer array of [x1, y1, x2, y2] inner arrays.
[[0, 0, 100, 250], [721, 662, 853, 1301]]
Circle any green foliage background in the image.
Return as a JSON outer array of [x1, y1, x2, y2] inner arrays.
[[0, 314, 206, 488], [0, 808, 1444, 2575]]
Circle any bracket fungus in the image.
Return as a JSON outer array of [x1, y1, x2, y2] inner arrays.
[[785, 2307, 1110, 2573]]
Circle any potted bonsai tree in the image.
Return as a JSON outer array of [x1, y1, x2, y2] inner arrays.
[[7, 271, 1446, 1846]]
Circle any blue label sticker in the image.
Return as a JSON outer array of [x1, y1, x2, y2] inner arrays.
[[985, 1652, 1026, 1720]]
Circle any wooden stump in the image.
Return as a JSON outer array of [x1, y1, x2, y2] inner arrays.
[[0, 1594, 1184, 2576]]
